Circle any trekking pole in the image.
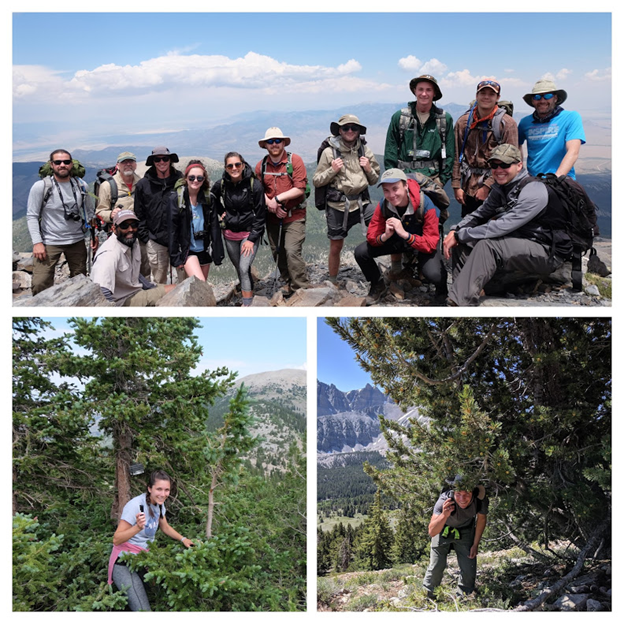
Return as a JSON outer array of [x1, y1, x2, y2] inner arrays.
[[271, 218, 284, 297]]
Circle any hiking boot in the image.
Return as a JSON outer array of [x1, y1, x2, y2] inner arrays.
[[365, 279, 388, 306]]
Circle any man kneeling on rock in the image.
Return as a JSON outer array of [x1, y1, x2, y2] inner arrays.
[[91, 210, 175, 306], [423, 478, 488, 599], [354, 168, 447, 305], [443, 144, 572, 306]]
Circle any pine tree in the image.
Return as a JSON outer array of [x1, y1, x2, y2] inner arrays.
[[327, 318, 611, 554], [355, 490, 393, 570]]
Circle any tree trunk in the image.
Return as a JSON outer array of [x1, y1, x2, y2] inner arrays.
[[111, 425, 133, 520]]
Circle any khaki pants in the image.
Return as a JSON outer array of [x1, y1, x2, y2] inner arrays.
[[145, 239, 170, 284], [123, 285, 168, 307], [31, 240, 87, 295], [266, 218, 309, 290]]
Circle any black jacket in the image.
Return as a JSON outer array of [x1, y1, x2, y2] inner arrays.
[[135, 166, 183, 247], [211, 163, 266, 244], [168, 182, 224, 268]]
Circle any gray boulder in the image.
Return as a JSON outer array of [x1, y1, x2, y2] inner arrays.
[[155, 276, 216, 307], [13, 274, 112, 307]]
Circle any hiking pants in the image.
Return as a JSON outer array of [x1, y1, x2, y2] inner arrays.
[[31, 240, 87, 295], [224, 238, 259, 292], [112, 563, 151, 611], [354, 237, 446, 290], [145, 239, 170, 284], [267, 219, 310, 290], [123, 285, 168, 307], [449, 238, 562, 306], [423, 525, 477, 596]]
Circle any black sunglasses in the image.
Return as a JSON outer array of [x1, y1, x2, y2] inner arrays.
[[153, 156, 170, 163], [117, 221, 139, 230], [266, 139, 283, 145], [490, 162, 513, 170], [187, 175, 205, 182], [226, 162, 243, 170], [53, 159, 72, 166], [340, 125, 360, 133]]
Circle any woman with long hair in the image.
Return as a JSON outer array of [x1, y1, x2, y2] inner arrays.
[[212, 152, 266, 305], [169, 160, 223, 281], [108, 470, 194, 611]]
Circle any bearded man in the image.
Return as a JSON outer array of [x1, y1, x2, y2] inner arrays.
[[90, 210, 175, 306]]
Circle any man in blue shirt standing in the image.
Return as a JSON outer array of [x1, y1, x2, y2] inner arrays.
[[518, 79, 585, 180]]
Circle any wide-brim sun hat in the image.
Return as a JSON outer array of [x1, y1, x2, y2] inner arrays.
[[258, 127, 291, 148], [523, 79, 568, 107], [409, 74, 443, 101], [145, 146, 179, 166], [330, 114, 367, 136]]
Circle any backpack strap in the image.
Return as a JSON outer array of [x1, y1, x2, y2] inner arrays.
[[39, 176, 54, 214]]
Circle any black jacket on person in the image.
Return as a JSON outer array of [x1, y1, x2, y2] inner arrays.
[[211, 163, 266, 244], [168, 182, 224, 269], [135, 166, 183, 247]]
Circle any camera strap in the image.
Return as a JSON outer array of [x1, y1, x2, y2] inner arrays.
[[52, 176, 81, 221]]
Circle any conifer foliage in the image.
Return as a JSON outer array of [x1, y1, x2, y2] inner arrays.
[[12, 318, 306, 611], [326, 317, 611, 556]]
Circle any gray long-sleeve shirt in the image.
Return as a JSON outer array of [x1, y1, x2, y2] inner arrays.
[[455, 168, 548, 244], [26, 176, 93, 246]]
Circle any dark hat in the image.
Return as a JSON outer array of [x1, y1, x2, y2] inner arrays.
[[409, 74, 443, 100], [330, 114, 367, 136], [113, 209, 139, 226], [145, 146, 179, 166], [476, 80, 501, 95]]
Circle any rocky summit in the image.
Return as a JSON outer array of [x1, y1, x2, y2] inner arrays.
[[12, 240, 611, 308]]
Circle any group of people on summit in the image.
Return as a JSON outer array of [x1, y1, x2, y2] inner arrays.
[[26, 74, 586, 306]]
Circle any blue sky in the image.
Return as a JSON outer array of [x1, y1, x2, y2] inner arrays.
[[40, 317, 307, 379], [11, 9, 612, 157], [317, 318, 375, 392]]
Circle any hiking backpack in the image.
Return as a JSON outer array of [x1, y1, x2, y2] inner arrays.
[[380, 173, 449, 225], [37, 159, 90, 218], [458, 103, 512, 166], [260, 152, 311, 205], [313, 136, 371, 211], [398, 105, 448, 169], [511, 173, 598, 291], [94, 166, 120, 210]]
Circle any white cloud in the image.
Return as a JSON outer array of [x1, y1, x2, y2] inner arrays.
[[420, 58, 447, 76], [556, 68, 572, 81], [585, 68, 612, 82], [398, 55, 422, 72], [13, 52, 371, 102]]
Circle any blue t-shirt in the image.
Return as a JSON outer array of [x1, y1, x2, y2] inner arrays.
[[518, 109, 586, 180], [121, 492, 166, 549], [189, 203, 205, 253]]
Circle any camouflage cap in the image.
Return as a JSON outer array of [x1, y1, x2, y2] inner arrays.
[[488, 144, 522, 165]]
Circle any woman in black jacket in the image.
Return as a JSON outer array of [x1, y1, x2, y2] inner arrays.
[[212, 152, 266, 306], [168, 160, 223, 281]]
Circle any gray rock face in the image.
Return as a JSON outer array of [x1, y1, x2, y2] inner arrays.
[[317, 381, 411, 453], [155, 276, 216, 306], [13, 274, 113, 307], [553, 593, 589, 611]]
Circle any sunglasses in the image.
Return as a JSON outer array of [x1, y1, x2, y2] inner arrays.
[[117, 221, 139, 230], [187, 175, 205, 182], [226, 162, 243, 170], [477, 80, 500, 91], [53, 159, 72, 166], [153, 156, 170, 163], [340, 125, 360, 133], [490, 162, 514, 170], [266, 139, 283, 145], [532, 93, 555, 101]]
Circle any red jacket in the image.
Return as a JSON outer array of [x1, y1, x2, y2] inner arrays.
[[366, 179, 439, 254]]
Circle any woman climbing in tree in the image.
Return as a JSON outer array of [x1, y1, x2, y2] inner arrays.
[[108, 470, 194, 611], [212, 152, 266, 306]]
